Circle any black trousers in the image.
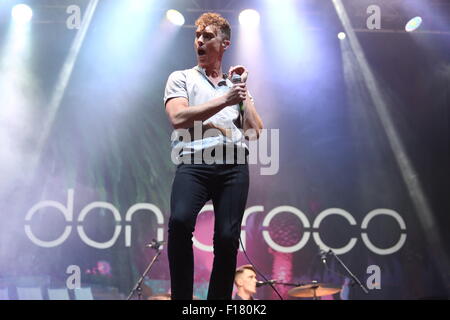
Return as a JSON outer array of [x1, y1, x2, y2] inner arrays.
[[168, 162, 249, 300]]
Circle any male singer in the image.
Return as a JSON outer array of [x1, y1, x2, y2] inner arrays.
[[164, 12, 263, 300]]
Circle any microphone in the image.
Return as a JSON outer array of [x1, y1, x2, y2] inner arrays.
[[319, 249, 329, 264], [145, 239, 165, 250], [231, 73, 244, 112], [256, 279, 277, 288], [231, 73, 242, 83]]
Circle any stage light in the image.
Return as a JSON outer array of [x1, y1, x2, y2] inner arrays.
[[239, 9, 260, 27], [338, 32, 346, 40], [405, 16, 422, 32], [11, 4, 33, 24], [166, 9, 185, 26]]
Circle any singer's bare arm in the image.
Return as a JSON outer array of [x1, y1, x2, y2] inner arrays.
[[242, 95, 264, 140], [166, 83, 247, 129]]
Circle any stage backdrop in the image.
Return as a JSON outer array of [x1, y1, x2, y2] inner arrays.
[[0, 0, 449, 300]]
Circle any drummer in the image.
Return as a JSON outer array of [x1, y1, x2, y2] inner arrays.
[[233, 264, 258, 300]]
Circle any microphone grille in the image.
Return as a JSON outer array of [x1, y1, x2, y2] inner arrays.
[[231, 73, 242, 83]]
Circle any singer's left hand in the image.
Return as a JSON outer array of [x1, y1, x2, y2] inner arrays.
[[228, 65, 248, 83]]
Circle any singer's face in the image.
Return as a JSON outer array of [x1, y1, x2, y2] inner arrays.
[[194, 25, 228, 67], [239, 269, 257, 294]]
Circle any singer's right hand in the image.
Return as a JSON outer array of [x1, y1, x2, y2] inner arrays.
[[223, 83, 247, 106]]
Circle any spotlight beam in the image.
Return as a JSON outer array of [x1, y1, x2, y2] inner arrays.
[[239, 9, 260, 27], [11, 4, 33, 24], [30, 0, 99, 177], [0, 9, 35, 195], [333, 0, 450, 288], [166, 9, 185, 26]]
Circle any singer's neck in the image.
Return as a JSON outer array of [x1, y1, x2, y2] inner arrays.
[[199, 60, 223, 79]]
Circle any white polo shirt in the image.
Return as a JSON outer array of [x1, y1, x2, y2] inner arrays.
[[164, 65, 249, 159]]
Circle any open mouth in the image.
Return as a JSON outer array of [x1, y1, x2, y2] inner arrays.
[[197, 48, 206, 56]]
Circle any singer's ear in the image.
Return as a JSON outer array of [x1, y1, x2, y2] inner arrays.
[[222, 40, 231, 51]]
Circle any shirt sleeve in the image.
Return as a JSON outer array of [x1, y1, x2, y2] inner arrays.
[[164, 70, 188, 107]]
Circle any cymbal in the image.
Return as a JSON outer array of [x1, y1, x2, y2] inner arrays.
[[147, 293, 171, 300], [288, 283, 341, 298], [147, 293, 202, 300], [140, 282, 154, 298]]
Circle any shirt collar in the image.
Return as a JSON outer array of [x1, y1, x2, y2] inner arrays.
[[194, 65, 230, 87]]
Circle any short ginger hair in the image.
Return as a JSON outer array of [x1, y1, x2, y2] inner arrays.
[[195, 12, 231, 40]]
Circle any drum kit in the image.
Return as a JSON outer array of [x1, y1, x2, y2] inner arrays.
[[145, 281, 341, 300], [135, 243, 355, 300]]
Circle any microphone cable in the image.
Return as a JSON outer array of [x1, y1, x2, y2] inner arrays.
[[229, 147, 284, 300], [238, 235, 284, 300]]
